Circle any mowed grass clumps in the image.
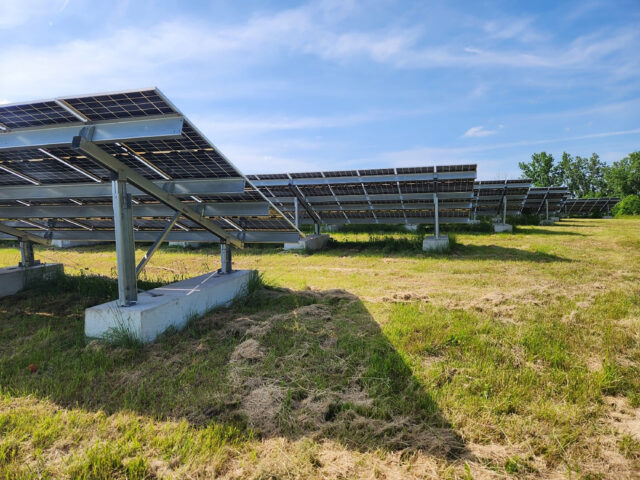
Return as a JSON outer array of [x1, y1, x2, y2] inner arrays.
[[0, 217, 639, 478]]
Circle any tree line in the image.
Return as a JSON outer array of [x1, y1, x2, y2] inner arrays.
[[519, 151, 640, 198]]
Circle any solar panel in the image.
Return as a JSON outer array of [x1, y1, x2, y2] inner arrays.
[[251, 165, 477, 225], [472, 179, 532, 218], [522, 186, 569, 215], [562, 197, 620, 216], [0, 88, 298, 244]]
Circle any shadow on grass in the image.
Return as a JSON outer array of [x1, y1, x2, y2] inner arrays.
[[0, 274, 466, 458], [450, 243, 570, 262], [514, 227, 586, 237]]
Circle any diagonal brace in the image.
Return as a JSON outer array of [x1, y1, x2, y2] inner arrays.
[[136, 212, 181, 277], [0, 222, 51, 246], [72, 135, 243, 248], [288, 185, 321, 225]]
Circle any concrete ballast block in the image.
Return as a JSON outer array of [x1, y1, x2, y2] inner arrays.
[[0, 263, 63, 298], [85, 269, 253, 343], [422, 235, 450, 252], [492, 223, 513, 233], [284, 234, 330, 251]]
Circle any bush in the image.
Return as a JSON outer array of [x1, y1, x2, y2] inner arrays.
[[612, 195, 640, 217]]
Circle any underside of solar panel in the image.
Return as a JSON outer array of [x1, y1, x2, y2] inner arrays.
[[0, 88, 298, 244], [248, 165, 477, 225]]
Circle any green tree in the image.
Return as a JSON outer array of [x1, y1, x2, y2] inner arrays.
[[519, 152, 562, 186], [605, 151, 640, 197], [557, 152, 609, 197]]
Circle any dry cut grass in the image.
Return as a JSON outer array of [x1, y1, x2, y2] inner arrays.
[[0, 217, 639, 479]]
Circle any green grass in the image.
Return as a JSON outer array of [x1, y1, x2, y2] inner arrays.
[[0, 217, 639, 478]]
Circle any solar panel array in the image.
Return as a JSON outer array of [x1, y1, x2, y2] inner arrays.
[[562, 197, 620, 216], [472, 179, 532, 218], [0, 89, 297, 242], [521, 186, 570, 215], [248, 165, 477, 225]]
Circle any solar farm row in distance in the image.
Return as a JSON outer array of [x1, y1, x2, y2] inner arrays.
[[562, 197, 620, 216], [0, 89, 297, 242], [247, 165, 477, 225], [472, 179, 532, 218], [521, 186, 570, 215]]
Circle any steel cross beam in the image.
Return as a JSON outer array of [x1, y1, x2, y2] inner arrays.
[[288, 185, 321, 225], [0, 222, 51, 246], [72, 134, 243, 248], [0, 115, 184, 150]]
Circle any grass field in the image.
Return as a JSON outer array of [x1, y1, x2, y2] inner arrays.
[[0, 217, 639, 479]]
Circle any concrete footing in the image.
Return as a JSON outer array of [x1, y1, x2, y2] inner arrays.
[[603, 216, 613, 219], [493, 223, 513, 233], [284, 234, 330, 251], [422, 235, 450, 252], [85, 269, 253, 343], [540, 219, 555, 226], [404, 224, 419, 232], [550, 216, 560, 222], [0, 263, 63, 298], [52, 240, 101, 248]]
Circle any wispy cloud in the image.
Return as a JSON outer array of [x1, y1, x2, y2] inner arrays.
[[463, 126, 498, 137]]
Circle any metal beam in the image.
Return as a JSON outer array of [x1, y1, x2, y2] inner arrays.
[[0, 229, 301, 243], [0, 177, 246, 201], [0, 201, 269, 219], [288, 186, 321, 225], [73, 136, 244, 248], [0, 222, 51, 245], [20, 241, 38, 267], [269, 191, 474, 204], [136, 212, 180, 277], [251, 171, 475, 187], [112, 179, 137, 306], [0, 115, 184, 150], [220, 244, 232, 274]]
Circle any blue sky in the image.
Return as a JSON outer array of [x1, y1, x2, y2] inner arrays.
[[1, 0, 639, 178]]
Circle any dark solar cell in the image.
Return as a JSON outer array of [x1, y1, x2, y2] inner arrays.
[[64, 90, 175, 122], [0, 101, 79, 129]]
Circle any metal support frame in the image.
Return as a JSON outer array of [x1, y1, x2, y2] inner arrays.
[[0, 115, 184, 150], [0, 177, 246, 202], [112, 178, 138, 306], [545, 199, 549, 221], [503, 198, 507, 224], [294, 197, 299, 229], [73, 134, 243, 248], [434, 194, 440, 238], [220, 243, 232, 274], [314, 223, 320, 235], [19, 241, 38, 267], [0, 222, 51, 246], [135, 212, 180, 277]]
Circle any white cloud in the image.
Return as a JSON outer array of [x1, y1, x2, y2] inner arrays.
[[463, 126, 498, 138], [0, 0, 68, 28]]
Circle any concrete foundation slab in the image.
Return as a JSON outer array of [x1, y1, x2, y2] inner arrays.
[[422, 235, 450, 252], [52, 240, 102, 248], [540, 219, 555, 226], [493, 223, 513, 233], [603, 215, 613, 219], [85, 269, 253, 343], [284, 234, 330, 251], [404, 224, 419, 232], [0, 263, 63, 298]]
